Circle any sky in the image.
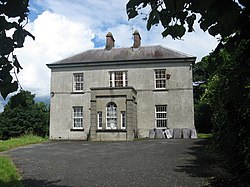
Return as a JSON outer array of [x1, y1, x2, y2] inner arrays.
[[0, 0, 219, 111]]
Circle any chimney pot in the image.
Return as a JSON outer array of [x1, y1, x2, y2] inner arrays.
[[133, 30, 141, 48], [105, 32, 115, 50]]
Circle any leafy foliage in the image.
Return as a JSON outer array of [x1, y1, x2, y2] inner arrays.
[[0, 0, 35, 99], [193, 58, 213, 133], [194, 43, 250, 177], [0, 90, 49, 140], [203, 43, 250, 175], [194, 101, 213, 133], [126, 0, 248, 41]]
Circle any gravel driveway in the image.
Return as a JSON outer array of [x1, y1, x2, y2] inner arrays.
[[5, 139, 214, 187]]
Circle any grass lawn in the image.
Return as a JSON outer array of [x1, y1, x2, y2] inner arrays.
[[0, 135, 48, 187], [0, 156, 22, 187], [0, 134, 47, 152], [198, 133, 213, 139]]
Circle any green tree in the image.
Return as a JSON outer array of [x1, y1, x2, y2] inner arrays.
[[193, 58, 213, 133], [0, 90, 49, 140], [194, 101, 212, 133], [126, 0, 249, 40], [193, 56, 210, 102], [203, 43, 250, 173], [0, 0, 34, 99]]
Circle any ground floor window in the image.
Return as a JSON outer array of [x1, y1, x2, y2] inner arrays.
[[97, 111, 102, 129], [73, 106, 83, 129], [106, 102, 117, 129], [121, 111, 126, 129], [155, 105, 167, 128]]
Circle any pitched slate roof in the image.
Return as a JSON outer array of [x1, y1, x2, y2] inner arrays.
[[51, 45, 195, 65]]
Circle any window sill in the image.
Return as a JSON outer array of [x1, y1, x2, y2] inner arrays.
[[70, 128, 85, 132], [153, 89, 168, 92], [96, 129, 127, 133], [71, 91, 85, 94]]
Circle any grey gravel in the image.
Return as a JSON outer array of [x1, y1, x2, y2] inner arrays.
[[5, 139, 213, 187]]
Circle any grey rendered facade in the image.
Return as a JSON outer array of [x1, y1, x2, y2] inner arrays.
[[47, 31, 196, 141]]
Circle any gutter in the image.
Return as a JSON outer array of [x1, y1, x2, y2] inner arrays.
[[46, 57, 196, 69]]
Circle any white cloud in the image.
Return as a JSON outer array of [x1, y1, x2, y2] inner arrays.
[[30, 0, 219, 60], [35, 0, 128, 27], [15, 11, 94, 97]]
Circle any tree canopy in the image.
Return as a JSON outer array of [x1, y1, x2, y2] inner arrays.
[[127, 0, 249, 40], [0, 90, 49, 140], [0, 0, 34, 99]]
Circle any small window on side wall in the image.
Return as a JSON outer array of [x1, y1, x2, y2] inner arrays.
[[73, 73, 83, 92]]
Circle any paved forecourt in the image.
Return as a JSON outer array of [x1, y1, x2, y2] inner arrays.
[[6, 139, 211, 187]]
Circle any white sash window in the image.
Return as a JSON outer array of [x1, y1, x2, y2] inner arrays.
[[109, 71, 128, 87], [155, 105, 167, 128], [73, 107, 83, 129]]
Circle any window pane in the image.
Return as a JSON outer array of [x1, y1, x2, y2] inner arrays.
[[110, 71, 127, 87], [155, 105, 167, 128], [121, 111, 126, 129], [106, 102, 117, 129], [155, 70, 166, 89], [115, 72, 123, 87], [125, 72, 128, 86], [97, 112, 102, 129], [73, 107, 83, 128], [74, 118, 82, 127], [107, 118, 117, 129], [73, 73, 83, 91]]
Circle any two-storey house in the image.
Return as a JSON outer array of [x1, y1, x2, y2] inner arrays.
[[47, 31, 196, 141]]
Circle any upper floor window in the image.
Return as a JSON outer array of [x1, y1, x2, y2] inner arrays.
[[155, 69, 166, 89], [109, 71, 127, 87], [73, 106, 83, 129], [73, 73, 83, 92]]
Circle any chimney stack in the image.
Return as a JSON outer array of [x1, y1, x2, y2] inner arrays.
[[105, 32, 115, 50], [133, 30, 141, 48]]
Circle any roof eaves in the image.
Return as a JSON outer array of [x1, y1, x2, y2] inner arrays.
[[46, 57, 196, 69]]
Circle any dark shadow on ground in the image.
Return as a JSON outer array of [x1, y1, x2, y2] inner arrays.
[[22, 179, 72, 187], [174, 139, 240, 187], [0, 178, 22, 187]]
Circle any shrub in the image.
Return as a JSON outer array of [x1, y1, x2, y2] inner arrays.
[[0, 90, 49, 140]]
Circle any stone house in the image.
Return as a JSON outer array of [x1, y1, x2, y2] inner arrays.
[[47, 31, 197, 141]]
